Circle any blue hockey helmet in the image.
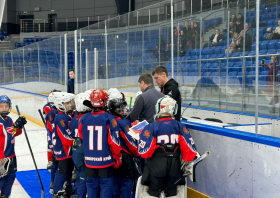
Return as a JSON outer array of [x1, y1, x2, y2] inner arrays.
[[0, 95, 11, 116]]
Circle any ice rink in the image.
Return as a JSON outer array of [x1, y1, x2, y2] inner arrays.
[[9, 112, 49, 198]]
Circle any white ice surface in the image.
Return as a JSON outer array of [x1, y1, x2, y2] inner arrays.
[[8, 112, 48, 198]]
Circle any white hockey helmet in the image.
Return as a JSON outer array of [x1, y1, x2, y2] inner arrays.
[[107, 88, 123, 102], [155, 95, 178, 118], [48, 90, 61, 106], [75, 92, 91, 113], [53, 92, 76, 113]]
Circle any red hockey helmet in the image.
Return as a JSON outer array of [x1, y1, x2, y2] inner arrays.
[[90, 89, 108, 107]]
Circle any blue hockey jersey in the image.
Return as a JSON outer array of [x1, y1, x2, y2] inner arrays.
[[116, 117, 139, 157], [0, 116, 22, 159], [78, 111, 121, 168], [52, 111, 74, 161], [45, 108, 58, 151], [69, 113, 84, 138], [138, 117, 197, 162], [43, 103, 52, 118]]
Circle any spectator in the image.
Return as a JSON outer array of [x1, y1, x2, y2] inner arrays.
[[152, 66, 181, 121], [165, 44, 171, 60], [191, 22, 200, 48], [229, 22, 236, 38], [158, 34, 166, 50], [235, 19, 243, 34], [225, 32, 239, 53], [182, 22, 192, 51], [234, 30, 252, 52], [237, 13, 244, 25], [271, 19, 280, 40], [179, 30, 187, 55], [245, 22, 253, 40], [261, 56, 279, 105], [67, 69, 75, 93], [153, 45, 159, 58], [126, 74, 164, 123], [209, 28, 225, 47], [230, 14, 237, 23]]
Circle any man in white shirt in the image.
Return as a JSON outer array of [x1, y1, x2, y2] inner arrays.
[[209, 29, 225, 46]]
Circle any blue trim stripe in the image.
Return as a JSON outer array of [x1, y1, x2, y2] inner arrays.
[[223, 123, 272, 128], [181, 120, 280, 148], [182, 105, 280, 120], [0, 87, 48, 98]]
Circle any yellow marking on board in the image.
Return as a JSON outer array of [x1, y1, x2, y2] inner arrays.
[[11, 109, 44, 128], [187, 187, 211, 198]]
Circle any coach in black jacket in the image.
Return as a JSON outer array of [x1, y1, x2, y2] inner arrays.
[[152, 66, 181, 121]]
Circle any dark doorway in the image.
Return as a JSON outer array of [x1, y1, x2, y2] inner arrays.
[[48, 14, 57, 32], [18, 15, 34, 32]]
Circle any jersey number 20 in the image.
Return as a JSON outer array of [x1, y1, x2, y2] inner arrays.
[[87, 126, 103, 151]]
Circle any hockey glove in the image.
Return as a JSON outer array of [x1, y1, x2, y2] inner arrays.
[[14, 116, 27, 129], [131, 120, 139, 126], [113, 153, 122, 169]]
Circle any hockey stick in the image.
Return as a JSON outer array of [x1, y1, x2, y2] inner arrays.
[[15, 105, 44, 198], [38, 109, 52, 141], [181, 103, 192, 120]]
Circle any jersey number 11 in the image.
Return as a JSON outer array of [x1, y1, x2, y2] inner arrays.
[[87, 126, 103, 151]]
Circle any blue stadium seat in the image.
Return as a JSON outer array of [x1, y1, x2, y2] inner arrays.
[[260, 43, 267, 50]]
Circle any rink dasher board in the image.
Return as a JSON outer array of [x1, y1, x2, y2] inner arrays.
[[182, 105, 280, 137], [183, 121, 280, 198], [183, 117, 272, 134]]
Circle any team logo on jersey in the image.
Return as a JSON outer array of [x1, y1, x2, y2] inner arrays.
[[125, 125, 130, 132], [112, 119, 117, 128], [183, 127, 189, 134], [144, 130, 150, 138], [60, 119, 66, 127], [78, 117, 82, 123], [49, 115, 53, 121]]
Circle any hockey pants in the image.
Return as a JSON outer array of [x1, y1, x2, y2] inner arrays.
[[53, 158, 74, 195], [51, 154, 59, 182], [112, 176, 134, 198], [72, 150, 86, 198], [86, 166, 114, 198], [0, 156, 17, 197]]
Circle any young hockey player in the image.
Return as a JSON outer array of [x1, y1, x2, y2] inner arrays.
[[0, 95, 27, 198], [138, 95, 198, 197], [78, 89, 121, 198], [107, 89, 139, 198], [69, 92, 91, 198], [43, 90, 61, 170], [45, 92, 60, 193], [52, 92, 76, 198]]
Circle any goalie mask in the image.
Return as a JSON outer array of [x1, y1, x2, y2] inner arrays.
[[0, 95, 11, 117], [155, 95, 178, 119], [0, 158, 11, 178], [53, 92, 76, 114]]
